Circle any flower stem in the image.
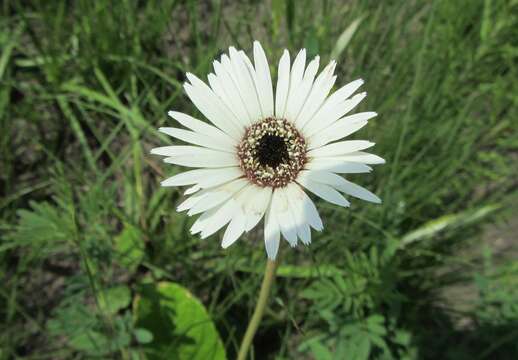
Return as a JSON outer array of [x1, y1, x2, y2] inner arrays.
[[237, 258, 278, 360]]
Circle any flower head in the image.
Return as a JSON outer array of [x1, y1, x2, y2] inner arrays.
[[151, 41, 385, 259]]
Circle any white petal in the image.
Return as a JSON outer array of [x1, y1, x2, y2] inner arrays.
[[220, 55, 254, 123], [281, 48, 306, 119], [239, 49, 273, 118], [302, 78, 364, 130], [286, 55, 320, 122], [221, 211, 246, 248], [293, 184, 323, 231], [272, 188, 298, 247], [240, 50, 269, 118], [228, 47, 263, 122], [187, 179, 249, 215], [289, 49, 306, 90], [184, 185, 200, 195], [159, 127, 234, 152], [338, 151, 386, 164], [294, 61, 337, 128], [240, 50, 268, 119], [298, 224, 311, 245], [200, 200, 238, 238], [161, 169, 206, 187], [161, 167, 242, 192], [153, 145, 230, 158], [184, 76, 243, 139], [264, 203, 281, 259], [207, 73, 249, 128], [186, 72, 244, 129], [305, 159, 372, 173], [300, 169, 345, 188], [335, 179, 381, 204], [304, 92, 367, 137], [302, 170, 381, 204], [213, 60, 252, 124], [161, 167, 240, 187], [308, 112, 377, 149], [178, 179, 245, 213], [253, 41, 274, 117], [156, 146, 238, 168], [329, 78, 364, 103], [190, 206, 219, 234], [284, 183, 311, 245], [308, 140, 375, 158], [188, 192, 235, 216], [239, 50, 255, 70], [275, 50, 290, 118], [196, 167, 243, 189], [239, 186, 272, 232], [167, 111, 237, 145], [151, 145, 202, 157], [164, 154, 237, 168], [177, 190, 208, 212], [297, 173, 350, 207], [308, 120, 368, 150]]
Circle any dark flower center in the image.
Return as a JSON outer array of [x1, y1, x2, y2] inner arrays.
[[237, 117, 307, 188], [256, 134, 289, 168]]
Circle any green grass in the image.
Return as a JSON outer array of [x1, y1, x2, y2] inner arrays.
[[1, 0, 518, 359]]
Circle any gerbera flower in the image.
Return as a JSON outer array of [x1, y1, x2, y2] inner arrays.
[[151, 41, 384, 259]]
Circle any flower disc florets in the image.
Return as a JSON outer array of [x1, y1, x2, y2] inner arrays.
[[237, 117, 307, 188]]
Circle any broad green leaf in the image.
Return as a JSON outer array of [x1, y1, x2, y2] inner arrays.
[[99, 285, 131, 315], [134, 282, 226, 360]]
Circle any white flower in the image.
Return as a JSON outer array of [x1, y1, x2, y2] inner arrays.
[[151, 41, 385, 259]]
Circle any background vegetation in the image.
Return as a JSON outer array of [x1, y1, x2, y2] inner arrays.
[[1, 0, 518, 359]]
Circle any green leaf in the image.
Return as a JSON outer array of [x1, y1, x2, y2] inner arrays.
[[304, 27, 319, 58], [330, 17, 363, 61], [134, 282, 226, 360], [0, 22, 24, 80], [232, 261, 345, 279], [99, 285, 131, 315], [69, 330, 111, 355], [4, 201, 74, 253], [399, 204, 500, 248], [114, 223, 145, 272], [271, 0, 285, 38], [394, 330, 412, 346], [298, 336, 333, 360], [134, 328, 154, 344], [308, 341, 333, 360], [354, 336, 371, 360]]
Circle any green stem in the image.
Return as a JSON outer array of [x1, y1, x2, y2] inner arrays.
[[237, 258, 278, 360]]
